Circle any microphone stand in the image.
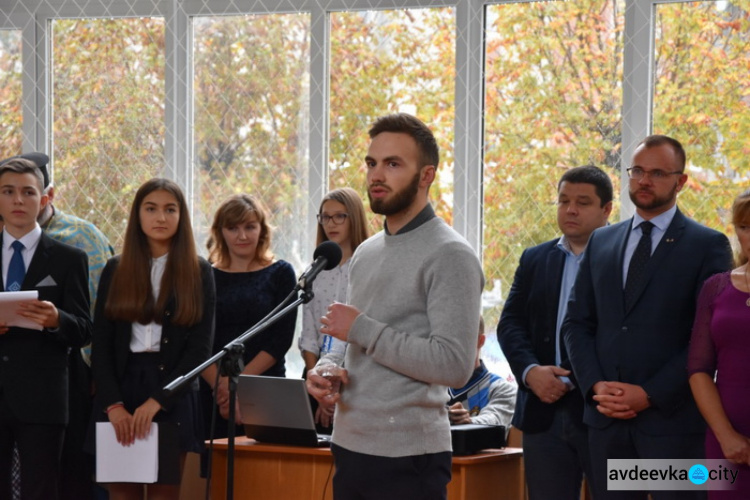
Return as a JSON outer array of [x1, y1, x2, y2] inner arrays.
[[164, 284, 314, 500]]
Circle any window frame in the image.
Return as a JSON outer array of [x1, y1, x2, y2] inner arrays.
[[6, 0, 692, 259]]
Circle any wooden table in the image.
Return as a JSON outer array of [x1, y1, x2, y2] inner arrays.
[[208, 438, 523, 499], [450, 449, 524, 499]]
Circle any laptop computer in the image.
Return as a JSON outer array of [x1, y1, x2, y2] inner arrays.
[[237, 374, 332, 447]]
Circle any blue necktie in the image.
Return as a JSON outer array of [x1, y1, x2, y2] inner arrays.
[[6, 240, 26, 292]]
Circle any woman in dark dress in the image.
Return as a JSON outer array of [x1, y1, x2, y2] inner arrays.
[[689, 189, 750, 498], [200, 194, 297, 441]]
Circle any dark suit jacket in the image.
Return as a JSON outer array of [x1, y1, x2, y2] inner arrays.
[[497, 238, 584, 433], [0, 232, 91, 425], [563, 209, 732, 433], [91, 256, 215, 412]]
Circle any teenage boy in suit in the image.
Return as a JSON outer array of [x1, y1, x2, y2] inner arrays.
[[0, 158, 91, 500]]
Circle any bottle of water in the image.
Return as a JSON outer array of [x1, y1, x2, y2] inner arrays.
[[320, 334, 346, 366], [319, 334, 347, 398]]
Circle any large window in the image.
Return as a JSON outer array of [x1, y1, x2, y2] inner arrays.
[[483, 0, 624, 308], [193, 13, 311, 268], [653, 0, 750, 240], [0, 29, 22, 159], [5, 0, 747, 380], [52, 17, 166, 251], [482, 0, 624, 377], [329, 7, 456, 233]]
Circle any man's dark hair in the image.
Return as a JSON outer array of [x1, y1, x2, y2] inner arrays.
[[637, 135, 686, 172], [368, 113, 439, 168], [558, 165, 614, 207]]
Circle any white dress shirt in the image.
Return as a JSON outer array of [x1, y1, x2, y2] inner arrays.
[[129, 253, 168, 352]]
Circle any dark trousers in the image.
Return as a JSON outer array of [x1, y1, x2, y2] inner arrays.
[[589, 422, 706, 500], [0, 393, 65, 500], [331, 443, 452, 500], [523, 398, 596, 500]]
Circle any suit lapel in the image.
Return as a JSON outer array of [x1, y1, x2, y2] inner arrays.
[[594, 221, 631, 317], [650, 209, 686, 264], [607, 221, 631, 297], [544, 241, 568, 364], [23, 233, 52, 290], [544, 240, 565, 313]]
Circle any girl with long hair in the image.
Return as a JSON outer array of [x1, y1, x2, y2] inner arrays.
[[91, 178, 215, 500], [298, 187, 369, 430]]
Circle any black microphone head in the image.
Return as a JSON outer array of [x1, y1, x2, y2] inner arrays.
[[314, 241, 342, 270]]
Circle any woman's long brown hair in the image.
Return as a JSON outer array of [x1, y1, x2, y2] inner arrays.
[[104, 178, 203, 326]]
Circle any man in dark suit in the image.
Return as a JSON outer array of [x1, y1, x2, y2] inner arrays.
[[563, 136, 733, 499], [498, 165, 613, 499], [0, 158, 91, 500]]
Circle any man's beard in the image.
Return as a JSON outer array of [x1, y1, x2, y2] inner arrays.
[[629, 182, 679, 212], [369, 171, 420, 216]]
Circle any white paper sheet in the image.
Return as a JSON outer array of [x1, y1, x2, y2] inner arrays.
[[96, 422, 159, 483], [0, 290, 41, 330]]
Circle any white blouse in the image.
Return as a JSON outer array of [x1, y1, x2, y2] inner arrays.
[[129, 253, 168, 352], [299, 260, 349, 356]]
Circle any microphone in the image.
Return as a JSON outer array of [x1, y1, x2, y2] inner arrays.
[[296, 241, 342, 290]]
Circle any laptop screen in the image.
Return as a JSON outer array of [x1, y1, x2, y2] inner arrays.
[[236, 375, 330, 447]]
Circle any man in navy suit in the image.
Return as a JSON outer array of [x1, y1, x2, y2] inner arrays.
[[563, 136, 733, 499], [0, 158, 91, 500], [498, 165, 613, 499]]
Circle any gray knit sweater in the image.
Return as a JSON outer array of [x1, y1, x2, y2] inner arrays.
[[331, 217, 484, 457]]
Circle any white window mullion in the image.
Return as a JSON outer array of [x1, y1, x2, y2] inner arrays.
[[307, 5, 329, 260], [454, 0, 484, 255], [621, 0, 655, 220]]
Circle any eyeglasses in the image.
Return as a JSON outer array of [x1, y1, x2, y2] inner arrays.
[[627, 167, 684, 181], [317, 213, 349, 225]]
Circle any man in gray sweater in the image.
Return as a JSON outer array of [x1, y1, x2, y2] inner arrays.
[[308, 113, 484, 499]]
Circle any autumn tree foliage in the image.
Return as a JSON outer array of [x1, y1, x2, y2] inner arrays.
[[483, 0, 625, 307], [0, 30, 22, 160], [653, 0, 750, 235], [328, 8, 456, 235], [193, 14, 311, 263], [51, 18, 166, 249]]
